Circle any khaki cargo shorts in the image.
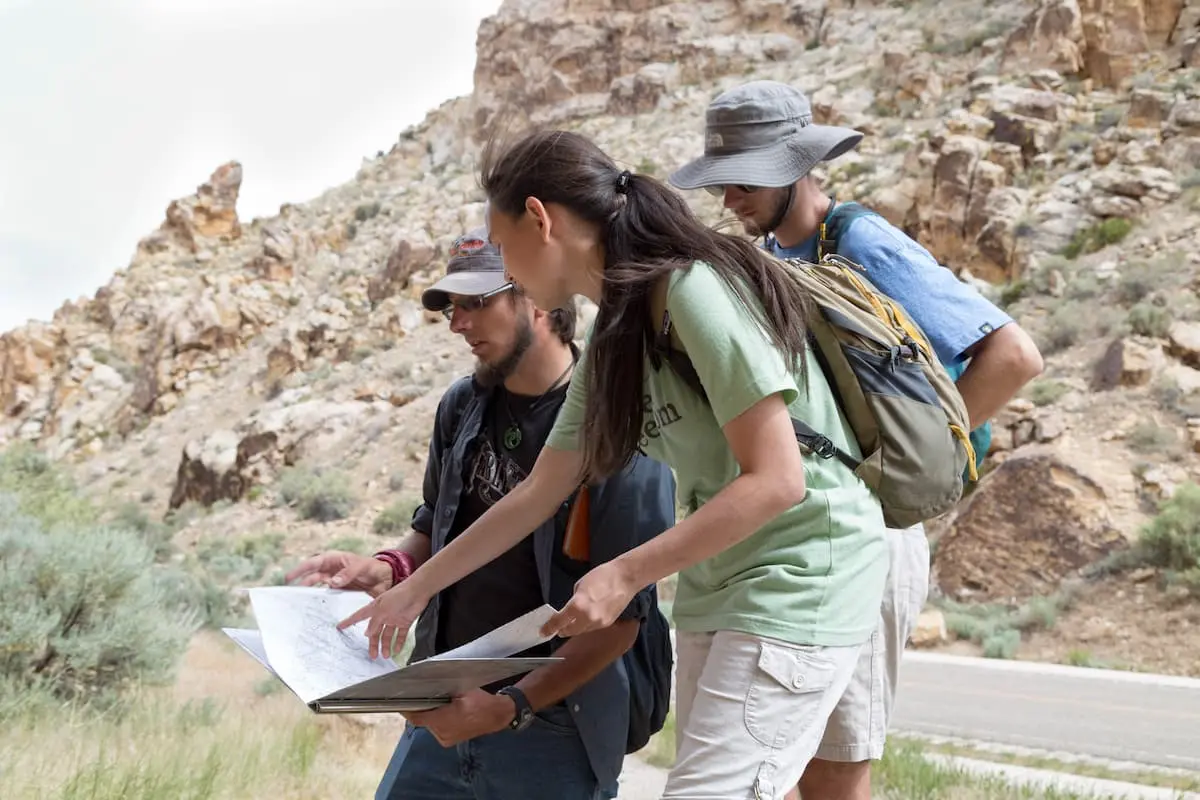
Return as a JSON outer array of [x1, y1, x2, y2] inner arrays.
[[813, 523, 931, 762]]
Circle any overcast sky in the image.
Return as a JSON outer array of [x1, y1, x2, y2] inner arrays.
[[0, 0, 503, 332]]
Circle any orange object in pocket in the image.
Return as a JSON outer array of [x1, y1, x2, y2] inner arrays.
[[562, 484, 590, 561]]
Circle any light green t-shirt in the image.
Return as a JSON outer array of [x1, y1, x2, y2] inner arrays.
[[545, 261, 888, 647]]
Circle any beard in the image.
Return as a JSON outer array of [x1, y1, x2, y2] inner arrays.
[[737, 189, 792, 238], [474, 313, 534, 388]]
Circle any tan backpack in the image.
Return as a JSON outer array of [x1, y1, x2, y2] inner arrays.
[[649, 252, 976, 529]]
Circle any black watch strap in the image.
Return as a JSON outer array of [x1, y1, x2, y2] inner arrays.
[[497, 685, 534, 731]]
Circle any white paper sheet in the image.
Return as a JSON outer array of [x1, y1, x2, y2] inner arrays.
[[246, 586, 398, 704], [428, 603, 559, 661], [222, 627, 276, 675]]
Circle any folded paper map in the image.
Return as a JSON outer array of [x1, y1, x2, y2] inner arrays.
[[223, 586, 562, 713]]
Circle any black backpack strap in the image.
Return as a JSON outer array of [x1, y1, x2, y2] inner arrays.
[[650, 309, 708, 402], [652, 310, 860, 473], [790, 418, 861, 473]]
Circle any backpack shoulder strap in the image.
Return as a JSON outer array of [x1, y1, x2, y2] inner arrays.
[[817, 200, 879, 261], [655, 313, 707, 401], [647, 274, 708, 402], [646, 267, 859, 472]]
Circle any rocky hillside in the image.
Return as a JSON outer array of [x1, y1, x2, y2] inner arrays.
[[2, 0, 1199, 674]]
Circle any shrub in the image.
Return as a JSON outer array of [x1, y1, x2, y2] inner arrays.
[[1127, 303, 1172, 338], [940, 587, 1077, 660], [276, 466, 357, 522], [373, 496, 421, 536], [1091, 484, 1200, 597], [1138, 483, 1200, 594], [1037, 300, 1123, 355], [0, 443, 94, 528], [1029, 379, 1069, 407], [1063, 218, 1133, 259], [0, 494, 198, 709], [1126, 421, 1179, 454]]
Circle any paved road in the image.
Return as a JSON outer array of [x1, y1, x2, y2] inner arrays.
[[892, 653, 1200, 772], [614, 641, 1200, 798]]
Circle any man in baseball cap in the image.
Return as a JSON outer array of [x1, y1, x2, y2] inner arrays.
[[671, 81, 1043, 800], [291, 225, 678, 800], [420, 228, 514, 317]]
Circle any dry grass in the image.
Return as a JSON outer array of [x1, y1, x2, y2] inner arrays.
[[6, 631, 1175, 800], [1, 631, 402, 800]]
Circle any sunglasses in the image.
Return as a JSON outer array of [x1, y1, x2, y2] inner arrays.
[[440, 282, 514, 321], [704, 184, 762, 197]]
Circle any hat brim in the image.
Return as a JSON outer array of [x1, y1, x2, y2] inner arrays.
[[668, 126, 864, 190], [420, 271, 509, 311]]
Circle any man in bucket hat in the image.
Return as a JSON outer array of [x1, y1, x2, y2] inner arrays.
[[286, 228, 676, 800], [671, 81, 1044, 800]]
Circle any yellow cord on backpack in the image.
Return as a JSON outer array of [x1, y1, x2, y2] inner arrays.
[[843, 268, 892, 324], [949, 424, 979, 482]]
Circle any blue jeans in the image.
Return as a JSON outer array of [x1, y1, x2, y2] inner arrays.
[[376, 704, 611, 800]]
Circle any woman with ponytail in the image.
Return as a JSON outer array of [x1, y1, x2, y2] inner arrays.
[[339, 129, 889, 798]]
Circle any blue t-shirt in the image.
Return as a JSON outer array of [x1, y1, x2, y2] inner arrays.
[[769, 205, 1012, 476]]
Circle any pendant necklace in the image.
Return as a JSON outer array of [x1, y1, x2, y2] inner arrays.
[[502, 358, 575, 451]]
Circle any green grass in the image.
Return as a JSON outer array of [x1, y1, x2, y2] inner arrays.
[[891, 736, 1200, 795], [874, 739, 1131, 799], [640, 722, 1167, 797]]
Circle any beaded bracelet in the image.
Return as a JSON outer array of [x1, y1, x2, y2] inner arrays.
[[373, 549, 416, 588]]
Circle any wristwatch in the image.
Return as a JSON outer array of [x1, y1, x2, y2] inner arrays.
[[496, 685, 535, 731]]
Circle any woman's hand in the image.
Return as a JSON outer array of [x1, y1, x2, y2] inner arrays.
[[540, 559, 640, 639], [337, 579, 430, 660]]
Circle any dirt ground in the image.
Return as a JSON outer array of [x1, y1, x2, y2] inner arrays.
[[927, 574, 1200, 677]]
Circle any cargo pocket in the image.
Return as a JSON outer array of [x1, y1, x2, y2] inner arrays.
[[743, 640, 837, 750]]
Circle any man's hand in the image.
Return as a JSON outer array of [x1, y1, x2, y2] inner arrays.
[[403, 689, 516, 747], [285, 551, 393, 597]]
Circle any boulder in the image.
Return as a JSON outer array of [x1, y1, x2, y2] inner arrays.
[[367, 234, 437, 307], [1092, 337, 1165, 389], [1003, 0, 1087, 75], [168, 399, 389, 509], [934, 451, 1125, 601]]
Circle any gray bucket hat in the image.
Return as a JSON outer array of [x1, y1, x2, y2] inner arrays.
[[668, 80, 864, 191], [420, 227, 510, 311]]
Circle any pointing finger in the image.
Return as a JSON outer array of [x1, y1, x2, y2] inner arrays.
[[337, 599, 375, 631], [540, 605, 573, 638]]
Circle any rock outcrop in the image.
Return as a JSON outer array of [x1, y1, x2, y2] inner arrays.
[[169, 398, 393, 509], [1005, 0, 1193, 87], [138, 162, 244, 256], [1, 0, 1198, 665], [934, 451, 1127, 601], [470, 0, 828, 133]]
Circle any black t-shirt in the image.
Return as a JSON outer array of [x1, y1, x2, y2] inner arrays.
[[435, 382, 571, 680]]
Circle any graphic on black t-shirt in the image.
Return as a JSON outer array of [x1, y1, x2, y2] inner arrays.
[[465, 436, 528, 508]]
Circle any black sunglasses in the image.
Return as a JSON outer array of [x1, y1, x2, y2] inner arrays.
[[440, 282, 515, 321], [704, 184, 762, 197]]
